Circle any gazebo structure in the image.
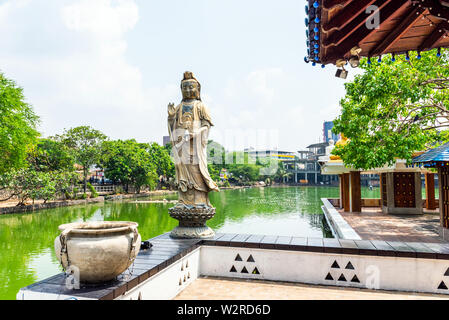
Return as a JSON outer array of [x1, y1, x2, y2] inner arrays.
[[305, 0, 449, 71], [413, 142, 449, 239], [319, 137, 432, 214], [369, 161, 424, 215]]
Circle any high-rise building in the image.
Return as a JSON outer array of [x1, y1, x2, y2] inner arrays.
[[323, 121, 340, 143]]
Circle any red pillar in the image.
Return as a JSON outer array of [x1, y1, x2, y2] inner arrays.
[[350, 171, 361, 213], [439, 167, 449, 229], [425, 172, 436, 210], [341, 173, 350, 212]]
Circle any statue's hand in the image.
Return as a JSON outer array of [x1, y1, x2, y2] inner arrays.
[[167, 103, 175, 115]]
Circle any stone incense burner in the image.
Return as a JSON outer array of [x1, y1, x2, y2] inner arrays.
[[54, 221, 141, 284]]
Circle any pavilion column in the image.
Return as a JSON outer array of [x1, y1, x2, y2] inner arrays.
[[350, 171, 361, 213], [340, 173, 350, 212], [439, 167, 449, 240], [425, 172, 436, 210]]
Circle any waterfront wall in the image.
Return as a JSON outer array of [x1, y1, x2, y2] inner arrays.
[[321, 198, 361, 240], [0, 197, 105, 215], [0, 190, 177, 215]]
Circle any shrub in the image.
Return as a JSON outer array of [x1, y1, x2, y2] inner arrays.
[[115, 186, 124, 194], [87, 182, 98, 198], [72, 187, 78, 199]]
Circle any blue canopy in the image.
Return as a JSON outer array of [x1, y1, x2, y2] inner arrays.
[[412, 142, 449, 165]]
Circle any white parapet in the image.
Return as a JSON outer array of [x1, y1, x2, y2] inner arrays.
[[119, 248, 201, 300], [17, 241, 449, 299], [200, 246, 449, 295]]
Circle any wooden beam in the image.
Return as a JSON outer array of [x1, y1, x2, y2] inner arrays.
[[323, 0, 350, 10], [323, 0, 391, 47], [323, 0, 378, 32], [418, 21, 449, 51], [324, 0, 409, 63], [425, 173, 436, 210], [370, 6, 425, 57], [420, 0, 449, 21]]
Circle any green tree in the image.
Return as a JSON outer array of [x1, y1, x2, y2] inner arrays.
[[333, 49, 449, 170], [28, 138, 75, 172], [0, 72, 39, 173], [206, 140, 226, 183], [146, 142, 174, 179], [227, 151, 262, 184], [0, 169, 77, 204], [58, 126, 107, 192], [99, 139, 158, 193]]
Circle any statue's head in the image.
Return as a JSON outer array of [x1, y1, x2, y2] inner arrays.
[[181, 71, 201, 101]]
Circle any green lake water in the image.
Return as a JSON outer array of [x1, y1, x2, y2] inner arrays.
[[0, 186, 381, 300]]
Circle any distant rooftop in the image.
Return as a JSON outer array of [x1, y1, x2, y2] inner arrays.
[[307, 142, 329, 149]]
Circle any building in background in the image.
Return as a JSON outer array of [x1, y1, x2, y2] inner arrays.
[[245, 149, 296, 162], [323, 121, 340, 143], [282, 142, 339, 185]]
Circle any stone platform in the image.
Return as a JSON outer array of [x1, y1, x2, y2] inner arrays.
[[341, 207, 442, 243]]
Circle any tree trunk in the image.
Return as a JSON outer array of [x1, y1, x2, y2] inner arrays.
[[83, 167, 87, 193]]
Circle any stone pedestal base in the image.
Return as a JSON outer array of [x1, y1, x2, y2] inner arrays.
[[168, 204, 215, 239]]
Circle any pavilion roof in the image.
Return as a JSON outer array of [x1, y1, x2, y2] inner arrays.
[[306, 0, 449, 65], [412, 142, 449, 164]]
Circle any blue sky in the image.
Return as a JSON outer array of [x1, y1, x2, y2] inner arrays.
[[0, 0, 357, 151]]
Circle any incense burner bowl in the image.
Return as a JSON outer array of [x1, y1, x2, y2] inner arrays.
[[54, 221, 141, 284]]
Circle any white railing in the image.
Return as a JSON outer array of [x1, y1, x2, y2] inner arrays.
[[93, 185, 116, 193]]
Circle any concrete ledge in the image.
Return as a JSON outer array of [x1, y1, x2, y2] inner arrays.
[[321, 198, 361, 240]]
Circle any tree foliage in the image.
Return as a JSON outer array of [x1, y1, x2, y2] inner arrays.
[[0, 169, 77, 204], [28, 138, 75, 172], [333, 49, 449, 170], [0, 72, 40, 174], [146, 142, 174, 179], [99, 139, 158, 193], [57, 126, 106, 192]]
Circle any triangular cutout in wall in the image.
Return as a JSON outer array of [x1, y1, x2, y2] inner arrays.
[[331, 261, 340, 269]]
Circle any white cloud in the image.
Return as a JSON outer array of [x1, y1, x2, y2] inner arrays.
[[62, 0, 138, 38], [0, 0, 174, 143]]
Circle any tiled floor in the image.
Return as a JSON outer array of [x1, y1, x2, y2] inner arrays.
[[340, 207, 443, 242], [174, 277, 449, 300]]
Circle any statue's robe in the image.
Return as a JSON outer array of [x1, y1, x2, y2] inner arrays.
[[168, 100, 219, 206]]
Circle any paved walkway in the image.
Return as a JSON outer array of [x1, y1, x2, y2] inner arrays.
[[340, 207, 444, 242], [174, 277, 448, 300]]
